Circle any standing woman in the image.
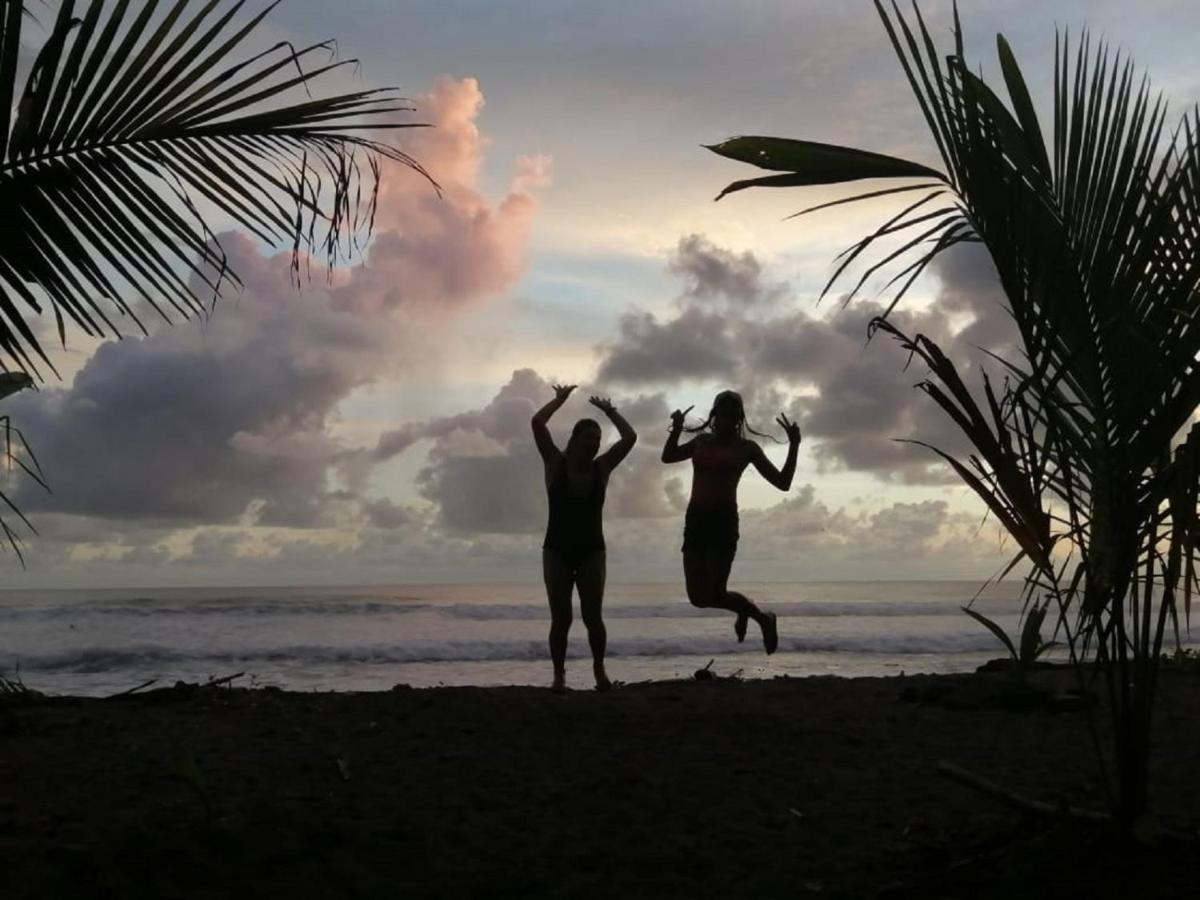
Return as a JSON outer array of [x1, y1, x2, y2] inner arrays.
[[532, 384, 637, 690], [661, 390, 800, 654]]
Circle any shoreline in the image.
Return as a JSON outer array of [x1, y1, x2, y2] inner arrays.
[[2, 670, 1198, 898]]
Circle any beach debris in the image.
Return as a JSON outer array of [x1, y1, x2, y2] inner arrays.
[[107, 678, 158, 698], [788, 807, 804, 821], [937, 760, 1109, 824], [693, 659, 717, 681], [107, 672, 251, 704], [0, 663, 43, 702], [205, 672, 246, 689], [336, 756, 351, 781], [0, 673, 41, 699]]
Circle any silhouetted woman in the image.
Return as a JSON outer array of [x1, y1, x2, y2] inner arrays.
[[661, 390, 800, 654], [532, 384, 637, 690]]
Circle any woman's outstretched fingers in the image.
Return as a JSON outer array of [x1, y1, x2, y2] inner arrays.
[[777, 412, 801, 444], [670, 405, 694, 428]]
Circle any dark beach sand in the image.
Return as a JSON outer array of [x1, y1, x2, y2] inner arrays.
[[2, 669, 1198, 899]]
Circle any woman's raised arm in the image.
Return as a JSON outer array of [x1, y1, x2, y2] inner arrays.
[[531, 384, 575, 461], [747, 413, 801, 490], [661, 405, 696, 464], [591, 396, 637, 472]]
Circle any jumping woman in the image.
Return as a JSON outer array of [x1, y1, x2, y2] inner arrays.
[[532, 384, 637, 690], [661, 390, 800, 654]]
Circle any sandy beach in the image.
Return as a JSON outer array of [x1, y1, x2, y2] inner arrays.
[[2, 669, 1197, 899]]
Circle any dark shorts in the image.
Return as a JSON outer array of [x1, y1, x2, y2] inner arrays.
[[682, 507, 739, 555], [542, 543, 606, 573]]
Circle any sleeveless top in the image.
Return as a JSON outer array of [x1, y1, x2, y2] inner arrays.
[[543, 460, 607, 561], [689, 438, 750, 510]]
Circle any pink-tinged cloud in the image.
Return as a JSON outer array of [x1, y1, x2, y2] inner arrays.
[[9, 77, 549, 526], [333, 77, 552, 318]]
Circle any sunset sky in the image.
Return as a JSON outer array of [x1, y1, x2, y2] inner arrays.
[[5, 0, 1199, 587]]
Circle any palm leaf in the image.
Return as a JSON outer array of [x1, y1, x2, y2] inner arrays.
[[706, 3, 1200, 826], [0, 0, 437, 374], [0, 375, 42, 564], [961, 606, 1017, 660], [707, 135, 946, 200]]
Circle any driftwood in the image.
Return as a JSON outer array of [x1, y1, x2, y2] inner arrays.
[[107, 672, 247, 703], [204, 672, 245, 689], [108, 678, 158, 698], [937, 760, 1109, 823], [938, 760, 1200, 843]]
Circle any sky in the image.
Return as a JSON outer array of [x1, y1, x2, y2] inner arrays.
[[4, 0, 1199, 588]]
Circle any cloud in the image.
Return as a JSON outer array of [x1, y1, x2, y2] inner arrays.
[[365, 370, 684, 536], [334, 77, 551, 319], [598, 307, 738, 385], [362, 497, 418, 530], [7, 77, 548, 528], [668, 234, 787, 308], [593, 235, 1018, 484]]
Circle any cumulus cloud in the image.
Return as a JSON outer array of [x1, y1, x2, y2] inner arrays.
[[733, 488, 1010, 576], [335, 78, 551, 319], [361, 498, 418, 530], [2, 78, 1022, 581], [7, 77, 549, 528], [594, 234, 1017, 484], [668, 234, 787, 308], [599, 307, 738, 384], [366, 369, 682, 535]]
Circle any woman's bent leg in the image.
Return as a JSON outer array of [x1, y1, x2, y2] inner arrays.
[[685, 547, 776, 652], [576, 550, 610, 689], [542, 550, 575, 689]]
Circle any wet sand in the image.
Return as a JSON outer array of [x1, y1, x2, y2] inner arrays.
[[1, 669, 1197, 898]]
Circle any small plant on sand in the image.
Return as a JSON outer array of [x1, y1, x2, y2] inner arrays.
[[166, 748, 213, 823], [1160, 646, 1200, 673], [708, 1, 1200, 835], [962, 600, 1057, 681]]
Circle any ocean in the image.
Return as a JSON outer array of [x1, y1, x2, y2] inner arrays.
[[0, 580, 1114, 696]]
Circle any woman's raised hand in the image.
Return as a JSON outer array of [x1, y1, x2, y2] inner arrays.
[[552, 384, 576, 402], [669, 406, 693, 430], [776, 412, 801, 445], [588, 395, 616, 415]]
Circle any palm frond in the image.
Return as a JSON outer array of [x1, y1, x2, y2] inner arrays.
[[707, 1, 1200, 828], [0, 0, 437, 375]]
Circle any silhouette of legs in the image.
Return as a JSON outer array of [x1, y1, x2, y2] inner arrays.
[[542, 550, 574, 690], [576, 550, 611, 690], [683, 548, 777, 653]]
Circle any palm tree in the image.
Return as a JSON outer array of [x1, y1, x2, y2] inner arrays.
[[0, 0, 433, 557], [707, 1, 1200, 832]]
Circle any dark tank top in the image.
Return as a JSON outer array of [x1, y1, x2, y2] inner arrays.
[[543, 460, 606, 563], [689, 437, 750, 510]]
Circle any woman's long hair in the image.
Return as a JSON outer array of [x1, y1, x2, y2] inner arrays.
[[684, 390, 780, 442]]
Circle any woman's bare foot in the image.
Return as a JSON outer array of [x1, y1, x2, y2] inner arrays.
[[761, 612, 778, 655], [552, 672, 567, 692], [734, 611, 748, 643], [593, 664, 612, 691]]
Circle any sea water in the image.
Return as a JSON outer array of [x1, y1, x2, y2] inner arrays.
[[2, 581, 1187, 695]]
